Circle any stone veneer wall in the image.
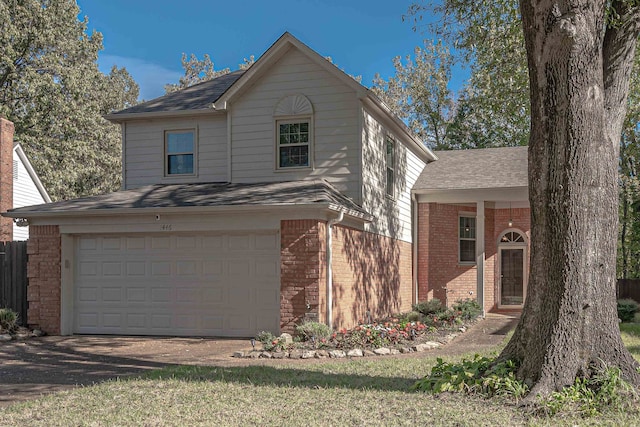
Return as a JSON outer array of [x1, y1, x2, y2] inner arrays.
[[26, 225, 61, 333]]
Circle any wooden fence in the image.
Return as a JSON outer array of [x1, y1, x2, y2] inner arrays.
[[618, 279, 640, 303], [0, 241, 28, 326]]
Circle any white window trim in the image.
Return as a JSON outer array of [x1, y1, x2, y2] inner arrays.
[[164, 128, 197, 178], [459, 213, 476, 265], [385, 135, 396, 199], [274, 116, 313, 171]]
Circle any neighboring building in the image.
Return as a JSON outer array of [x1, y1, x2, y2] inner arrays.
[[13, 143, 52, 240], [0, 118, 51, 241], [5, 33, 530, 337]]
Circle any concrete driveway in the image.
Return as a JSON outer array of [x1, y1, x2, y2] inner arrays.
[[0, 315, 518, 408], [0, 335, 253, 407]]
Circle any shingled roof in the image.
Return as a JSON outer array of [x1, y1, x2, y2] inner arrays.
[[108, 70, 245, 116], [413, 146, 528, 191], [7, 180, 372, 220]]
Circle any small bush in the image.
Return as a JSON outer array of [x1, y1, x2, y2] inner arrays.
[[413, 299, 446, 316], [256, 331, 285, 351], [0, 308, 18, 333], [412, 355, 528, 400], [295, 321, 331, 347], [617, 299, 639, 323], [539, 366, 637, 417], [452, 299, 482, 320]]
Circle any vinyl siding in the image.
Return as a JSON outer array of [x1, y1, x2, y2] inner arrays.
[[361, 107, 426, 243], [13, 153, 47, 240], [230, 48, 361, 202], [124, 115, 227, 189]]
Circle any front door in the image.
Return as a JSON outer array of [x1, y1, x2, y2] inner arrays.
[[500, 248, 524, 306]]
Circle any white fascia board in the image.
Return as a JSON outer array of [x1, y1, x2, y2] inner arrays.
[[414, 186, 529, 204], [361, 96, 437, 163], [13, 144, 52, 203], [5, 202, 372, 222], [104, 108, 224, 123]]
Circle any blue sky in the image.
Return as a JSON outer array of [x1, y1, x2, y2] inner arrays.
[[76, 0, 466, 101]]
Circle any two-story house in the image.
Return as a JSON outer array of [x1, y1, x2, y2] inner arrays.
[[7, 33, 530, 338]]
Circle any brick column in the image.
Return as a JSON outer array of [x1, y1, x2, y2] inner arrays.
[[0, 117, 13, 241], [27, 225, 61, 334], [280, 220, 324, 333]]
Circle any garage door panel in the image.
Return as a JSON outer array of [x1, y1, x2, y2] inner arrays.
[[74, 232, 280, 337]]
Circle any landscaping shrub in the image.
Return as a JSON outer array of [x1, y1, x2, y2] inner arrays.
[[295, 321, 331, 347], [617, 299, 639, 323], [413, 299, 446, 316], [452, 299, 482, 320], [256, 331, 286, 351], [413, 355, 528, 400], [0, 308, 18, 333]]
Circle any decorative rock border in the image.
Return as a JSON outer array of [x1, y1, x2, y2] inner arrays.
[[0, 328, 44, 342], [233, 327, 467, 359]]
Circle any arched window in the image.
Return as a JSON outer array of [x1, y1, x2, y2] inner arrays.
[[500, 231, 525, 243], [274, 95, 313, 169]]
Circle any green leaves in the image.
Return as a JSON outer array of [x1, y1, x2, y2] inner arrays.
[[0, 0, 139, 201]]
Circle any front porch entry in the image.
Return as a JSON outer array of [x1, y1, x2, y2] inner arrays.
[[498, 230, 527, 307]]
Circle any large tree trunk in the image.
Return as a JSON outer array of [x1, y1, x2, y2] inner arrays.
[[500, 0, 640, 399]]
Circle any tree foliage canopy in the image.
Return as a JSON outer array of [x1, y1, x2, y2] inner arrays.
[[0, 0, 139, 201], [164, 53, 255, 94]]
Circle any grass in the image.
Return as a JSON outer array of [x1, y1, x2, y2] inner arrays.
[[1, 327, 639, 426]]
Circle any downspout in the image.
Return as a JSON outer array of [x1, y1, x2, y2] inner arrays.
[[412, 193, 418, 305], [326, 211, 344, 330]]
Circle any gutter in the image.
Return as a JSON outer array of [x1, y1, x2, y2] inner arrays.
[[412, 193, 418, 305], [326, 211, 344, 330]]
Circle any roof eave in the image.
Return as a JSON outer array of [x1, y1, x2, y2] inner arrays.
[[104, 107, 224, 123], [5, 202, 373, 222], [214, 32, 369, 110], [362, 94, 438, 163]]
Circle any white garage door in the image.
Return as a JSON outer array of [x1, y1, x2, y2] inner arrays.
[[73, 232, 280, 337]]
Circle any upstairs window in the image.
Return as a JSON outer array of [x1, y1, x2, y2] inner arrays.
[[277, 120, 310, 168], [386, 136, 395, 197], [459, 215, 476, 263], [165, 130, 195, 175]]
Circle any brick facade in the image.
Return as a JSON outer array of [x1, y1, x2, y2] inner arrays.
[[280, 219, 325, 333], [280, 220, 413, 332], [0, 117, 13, 241], [417, 203, 530, 312], [330, 225, 412, 328], [26, 225, 61, 333]]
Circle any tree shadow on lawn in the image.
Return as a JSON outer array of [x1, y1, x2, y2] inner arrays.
[[145, 364, 421, 394]]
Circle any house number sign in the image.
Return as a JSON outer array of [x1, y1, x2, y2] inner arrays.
[[161, 224, 172, 231]]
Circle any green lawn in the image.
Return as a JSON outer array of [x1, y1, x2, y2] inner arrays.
[[1, 328, 639, 427]]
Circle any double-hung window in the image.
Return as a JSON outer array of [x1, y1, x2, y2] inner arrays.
[[165, 130, 195, 176], [459, 216, 476, 263], [277, 120, 310, 168], [386, 136, 395, 197]]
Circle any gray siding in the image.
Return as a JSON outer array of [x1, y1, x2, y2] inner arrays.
[[230, 49, 361, 202], [124, 115, 227, 189], [361, 108, 426, 243]]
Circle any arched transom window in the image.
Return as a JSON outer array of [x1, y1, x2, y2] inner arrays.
[[500, 231, 525, 243], [274, 94, 313, 169]]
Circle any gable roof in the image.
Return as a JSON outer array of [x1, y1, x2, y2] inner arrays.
[[104, 32, 436, 162], [105, 70, 245, 120], [5, 180, 372, 221], [413, 146, 528, 191]]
